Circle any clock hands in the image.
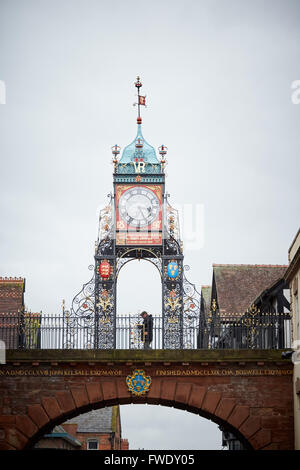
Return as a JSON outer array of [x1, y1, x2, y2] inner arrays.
[[127, 204, 151, 222], [120, 189, 159, 227], [138, 205, 150, 221]]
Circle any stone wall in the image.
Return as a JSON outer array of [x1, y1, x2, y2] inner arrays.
[[0, 349, 294, 450]]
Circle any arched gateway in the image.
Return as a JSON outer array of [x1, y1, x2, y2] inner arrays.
[[0, 79, 294, 450], [0, 349, 294, 450]]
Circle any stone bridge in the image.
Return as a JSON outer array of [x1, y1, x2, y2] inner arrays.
[[0, 349, 294, 450]]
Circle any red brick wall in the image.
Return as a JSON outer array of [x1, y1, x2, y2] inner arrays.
[[121, 438, 129, 450], [0, 361, 294, 450], [0, 279, 24, 314], [74, 432, 112, 450], [0, 278, 25, 349], [62, 423, 78, 437]]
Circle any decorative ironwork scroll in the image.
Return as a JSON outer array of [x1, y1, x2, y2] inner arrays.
[[164, 197, 181, 248], [129, 317, 144, 349], [116, 247, 162, 278], [63, 194, 117, 349], [182, 266, 201, 349], [63, 265, 96, 349]]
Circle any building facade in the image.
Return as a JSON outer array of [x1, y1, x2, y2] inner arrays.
[[201, 263, 292, 449], [0, 277, 25, 349], [0, 277, 41, 349], [199, 264, 291, 350], [285, 228, 300, 450], [35, 406, 129, 450]]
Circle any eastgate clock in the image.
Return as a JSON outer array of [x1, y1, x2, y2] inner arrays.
[[115, 183, 163, 246], [118, 186, 160, 228], [64, 77, 188, 352]]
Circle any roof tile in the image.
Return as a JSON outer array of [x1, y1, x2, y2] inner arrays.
[[65, 407, 115, 433], [213, 264, 287, 316]]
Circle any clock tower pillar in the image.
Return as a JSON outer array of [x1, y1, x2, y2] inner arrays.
[[94, 77, 186, 348]]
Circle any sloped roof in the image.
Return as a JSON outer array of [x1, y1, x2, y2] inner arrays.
[[0, 277, 25, 314], [44, 425, 82, 447], [213, 264, 287, 317], [65, 407, 117, 433]]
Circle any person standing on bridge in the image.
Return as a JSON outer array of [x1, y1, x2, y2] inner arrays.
[[139, 311, 153, 349]]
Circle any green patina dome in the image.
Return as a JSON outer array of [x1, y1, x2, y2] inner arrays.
[[118, 124, 160, 165]]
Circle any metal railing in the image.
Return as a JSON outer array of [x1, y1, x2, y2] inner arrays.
[[0, 313, 165, 350], [198, 312, 292, 350], [0, 312, 292, 350]]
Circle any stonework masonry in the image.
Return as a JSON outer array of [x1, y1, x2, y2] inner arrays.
[[0, 349, 294, 450]]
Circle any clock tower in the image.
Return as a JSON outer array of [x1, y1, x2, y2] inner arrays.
[[66, 78, 200, 350]]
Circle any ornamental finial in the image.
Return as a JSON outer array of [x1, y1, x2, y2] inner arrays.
[[158, 144, 168, 171], [135, 76, 142, 89], [111, 144, 120, 171]]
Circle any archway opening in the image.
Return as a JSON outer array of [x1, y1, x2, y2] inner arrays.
[[24, 395, 253, 451], [30, 404, 248, 450], [116, 259, 162, 349]]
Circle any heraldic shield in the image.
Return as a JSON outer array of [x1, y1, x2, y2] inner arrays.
[[126, 369, 152, 396], [167, 261, 179, 279]]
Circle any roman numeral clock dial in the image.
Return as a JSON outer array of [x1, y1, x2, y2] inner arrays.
[[118, 187, 160, 228]]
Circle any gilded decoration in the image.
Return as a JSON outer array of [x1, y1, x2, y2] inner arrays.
[[126, 369, 152, 396]]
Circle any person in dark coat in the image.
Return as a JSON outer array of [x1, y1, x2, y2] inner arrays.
[[139, 311, 153, 349]]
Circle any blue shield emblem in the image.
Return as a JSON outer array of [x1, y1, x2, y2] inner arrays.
[[167, 262, 179, 279], [126, 369, 152, 396]]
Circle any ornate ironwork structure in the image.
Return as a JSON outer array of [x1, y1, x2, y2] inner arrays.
[[63, 266, 96, 349], [182, 266, 202, 349], [60, 77, 203, 350]]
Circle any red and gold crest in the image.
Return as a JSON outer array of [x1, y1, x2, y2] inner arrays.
[[97, 260, 111, 279]]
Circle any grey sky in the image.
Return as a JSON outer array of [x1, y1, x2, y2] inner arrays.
[[0, 0, 299, 449], [120, 404, 223, 450]]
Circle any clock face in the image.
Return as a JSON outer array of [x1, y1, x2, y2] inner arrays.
[[118, 186, 160, 228]]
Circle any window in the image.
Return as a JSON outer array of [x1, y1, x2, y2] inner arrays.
[[87, 439, 98, 450]]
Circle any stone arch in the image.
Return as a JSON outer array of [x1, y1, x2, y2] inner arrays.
[[1, 377, 277, 450]]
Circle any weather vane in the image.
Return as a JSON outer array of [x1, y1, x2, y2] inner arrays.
[[133, 76, 146, 124]]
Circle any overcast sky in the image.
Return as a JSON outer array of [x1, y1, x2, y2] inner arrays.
[[1, 0, 300, 449]]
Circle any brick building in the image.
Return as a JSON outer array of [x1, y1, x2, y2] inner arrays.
[[0, 277, 41, 349], [35, 406, 129, 450], [200, 264, 291, 449], [285, 228, 300, 450], [0, 277, 25, 348], [199, 264, 290, 347]]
